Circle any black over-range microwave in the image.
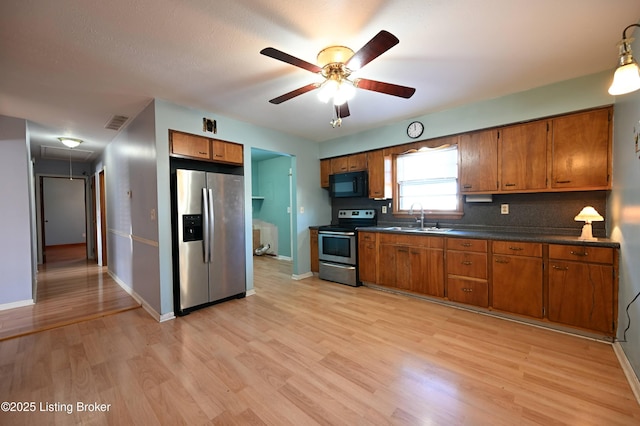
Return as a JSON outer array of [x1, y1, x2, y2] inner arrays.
[[329, 171, 368, 198]]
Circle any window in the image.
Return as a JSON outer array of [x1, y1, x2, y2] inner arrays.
[[394, 143, 462, 217]]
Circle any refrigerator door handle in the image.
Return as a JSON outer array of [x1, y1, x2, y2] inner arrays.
[[202, 188, 210, 263], [208, 188, 215, 262]]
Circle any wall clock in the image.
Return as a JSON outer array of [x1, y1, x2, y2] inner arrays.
[[407, 121, 424, 139]]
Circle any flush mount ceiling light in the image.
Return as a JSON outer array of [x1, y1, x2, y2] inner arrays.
[[608, 23, 640, 96], [574, 206, 604, 241], [58, 137, 83, 148]]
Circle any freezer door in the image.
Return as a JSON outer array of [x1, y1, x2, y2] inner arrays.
[[176, 169, 210, 310], [207, 173, 246, 301]]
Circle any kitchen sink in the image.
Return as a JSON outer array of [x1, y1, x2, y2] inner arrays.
[[412, 227, 452, 233], [382, 226, 452, 233]]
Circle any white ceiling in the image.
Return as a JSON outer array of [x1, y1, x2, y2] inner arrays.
[[1, 0, 639, 161]]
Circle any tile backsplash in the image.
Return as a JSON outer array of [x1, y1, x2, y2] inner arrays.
[[330, 191, 609, 237]]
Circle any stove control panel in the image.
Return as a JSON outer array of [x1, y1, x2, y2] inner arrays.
[[337, 209, 376, 219]]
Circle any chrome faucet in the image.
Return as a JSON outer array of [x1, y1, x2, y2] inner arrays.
[[409, 202, 424, 229]]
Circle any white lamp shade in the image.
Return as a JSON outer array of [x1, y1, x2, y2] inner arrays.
[[332, 81, 356, 106], [574, 206, 604, 223], [58, 137, 82, 148], [608, 62, 640, 95], [317, 79, 338, 103]]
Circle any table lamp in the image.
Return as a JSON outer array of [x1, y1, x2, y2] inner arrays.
[[574, 206, 604, 241]]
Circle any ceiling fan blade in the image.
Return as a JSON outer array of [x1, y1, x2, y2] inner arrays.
[[335, 102, 350, 118], [346, 30, 399, 70], [269, 83, 319, 104], [260, 47, 323, 73], [354, 78, 416, 99]]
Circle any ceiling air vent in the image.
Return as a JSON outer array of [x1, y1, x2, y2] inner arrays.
[[104, 114, 129, 131]]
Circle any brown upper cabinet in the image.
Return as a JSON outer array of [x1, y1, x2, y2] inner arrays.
[[211, 139, 243, 165], [367, 150, 385, 198], [459, 129, 499, 193], [170, 131, 211, 160], [170, 130, 243, 166], [320, 159, 331, 188], [498, 120, 549, 192], [331, 153, 367, 174], [550, 107, 612, 190], [319, 106, 613, 197]]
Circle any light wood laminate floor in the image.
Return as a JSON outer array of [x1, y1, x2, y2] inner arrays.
[[0, 245, 140, 341], [1, 256, 639, 425]]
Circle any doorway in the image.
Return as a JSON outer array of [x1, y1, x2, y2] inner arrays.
[[250, 148, 294, 274], [40, 176, 88, 264]]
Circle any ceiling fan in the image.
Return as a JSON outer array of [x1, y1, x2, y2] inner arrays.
[[260, 30, 416, 124]]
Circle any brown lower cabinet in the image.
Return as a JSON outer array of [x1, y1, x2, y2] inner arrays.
[[375, 233, 444, 298], [356, 232, 618, 337], [358, 232, 377, 283], [446, 238, 488, 307], [310, 229, 318, 273], [491, 241, 543, 318], [547, 244, 616, 334]]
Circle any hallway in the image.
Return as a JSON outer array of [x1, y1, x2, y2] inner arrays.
[[0, 245, 140, 341]]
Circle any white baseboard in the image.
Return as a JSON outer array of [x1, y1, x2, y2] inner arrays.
[[613, 342, 640, 405], [276, 255, 292, 261], [158, 312, 175, 322], [107, 271, 174, 323], [292, 271, 313, 280], [0, 298, 34, 311], [246, 289, 256, 296]]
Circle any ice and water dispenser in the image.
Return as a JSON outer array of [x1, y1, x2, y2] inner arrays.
[[182, 214, 203, 242]]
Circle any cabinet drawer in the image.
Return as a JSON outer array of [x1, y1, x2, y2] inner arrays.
[[447, 251, 487, 279], [447, 238, 487, 253], [548, 244, 613, 264], [359, 232, 377, 242], [447, 277, 488, 308], [492, 240, 542, 257]]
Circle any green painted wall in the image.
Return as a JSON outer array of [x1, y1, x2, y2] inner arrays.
[[251, 155, 292, 258]]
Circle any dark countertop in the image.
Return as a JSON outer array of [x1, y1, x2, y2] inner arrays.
[[353, 226, 620, 248]]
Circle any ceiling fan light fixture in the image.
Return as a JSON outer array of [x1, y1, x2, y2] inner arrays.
[[58, 137, 83, 148], [608, 24, 640, 96], [317, 46, 354, 67], [318, 79, 339, 103], [333, 81, 356, 106]]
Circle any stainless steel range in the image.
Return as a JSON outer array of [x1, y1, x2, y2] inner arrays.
[[318, 209, 376, 287]]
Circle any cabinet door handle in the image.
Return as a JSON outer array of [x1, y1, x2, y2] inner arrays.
[[570, 250, 588, 257], [462, 288, 473, 292], [463, 184, 472, 189], [198, 151, 207, 155], [398, 248, 408, 253], [508, 246, 523, 251], [552, 265, 569, 271], [461, 261, 473, 265], [495, 259, 509, 264], [555, 180, 572, 184], [460, 243, 472, 247], [504, 183, 516, 187]]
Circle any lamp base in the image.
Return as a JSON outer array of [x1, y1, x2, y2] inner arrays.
[[578, 223, 597, 241]]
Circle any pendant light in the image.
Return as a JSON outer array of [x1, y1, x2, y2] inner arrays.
[[608, 23, 640, 96], [58, 137, 83, 180]]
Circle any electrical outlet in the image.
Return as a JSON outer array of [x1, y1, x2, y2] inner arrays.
[[501, 204, 509, 215], [382, 206, 387, 214]]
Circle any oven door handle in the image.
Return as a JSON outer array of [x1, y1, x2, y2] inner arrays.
[[319, 231, 355, 236]]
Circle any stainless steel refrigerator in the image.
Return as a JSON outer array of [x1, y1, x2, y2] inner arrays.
[[174, 168, 246, 314]]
